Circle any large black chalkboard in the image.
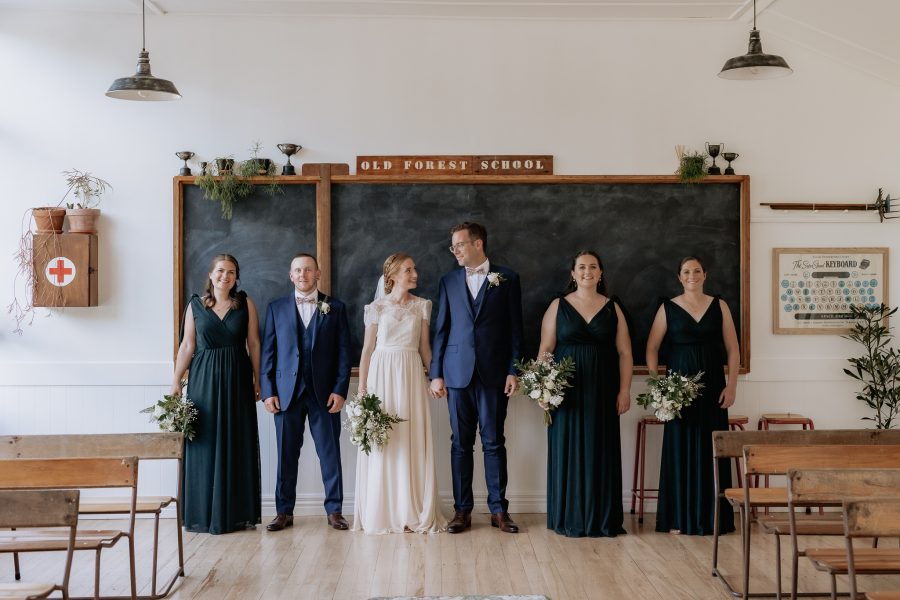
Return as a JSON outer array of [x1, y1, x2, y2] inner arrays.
[[180, 183, 317, 332], [331, 180, 746, 369]]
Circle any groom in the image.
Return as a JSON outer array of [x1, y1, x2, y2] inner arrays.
[[261, 253, 352, 531], [430, 222, 524, 533]]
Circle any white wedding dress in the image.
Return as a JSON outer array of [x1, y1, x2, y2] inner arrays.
[[352, 296, 448, 534]]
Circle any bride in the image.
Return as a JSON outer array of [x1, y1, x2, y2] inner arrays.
[[353, 254, 448, 534]]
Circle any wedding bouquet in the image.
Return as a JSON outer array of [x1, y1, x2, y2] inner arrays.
[[343, 392, 405, 455], [515, 352, 576, 426], [636, 370, 705, 422], [141, 388, 198, 440]]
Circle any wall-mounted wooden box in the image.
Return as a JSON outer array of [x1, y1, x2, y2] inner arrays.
[[32, 233, 98, 307]]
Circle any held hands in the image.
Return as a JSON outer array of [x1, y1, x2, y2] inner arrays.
[[327, 393, 345, 413], [430, 377, 446, 399], [719, 386, 736, 409], [616, 391, 631, 416], [263, 396, 281, 414], [504, 375, 518, 397]]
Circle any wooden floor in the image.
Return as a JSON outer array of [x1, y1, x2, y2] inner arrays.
[[3, 513, 899, 600]]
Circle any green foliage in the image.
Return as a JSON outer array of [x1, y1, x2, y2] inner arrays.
[[343, 392, 406, 455], [141, 391, 198, 440], [194, 142, 283, 220], [61, 169, 112, 209], [677, 151, 708, 183], [515, 352, 576, 425], [843, 304, 900, 429]]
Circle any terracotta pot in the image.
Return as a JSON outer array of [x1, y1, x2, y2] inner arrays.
[[66, 208, 101, 234], [32, 207, 66, 234]]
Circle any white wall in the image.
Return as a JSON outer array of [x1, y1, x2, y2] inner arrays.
[[1, 7, 899, 515]]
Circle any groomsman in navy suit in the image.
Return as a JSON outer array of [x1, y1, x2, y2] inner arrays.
[[430, 222, 524, 533], [261, 253, 352, 531]]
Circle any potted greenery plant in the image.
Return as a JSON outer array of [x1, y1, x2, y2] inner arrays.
[[843, 303, 900, 429], [675, 145, 708, 183], [195, 142, 281, 219], [62, 169, 112, 234]]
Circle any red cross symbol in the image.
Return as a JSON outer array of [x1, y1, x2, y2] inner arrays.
[[45, 257, 76, 287]]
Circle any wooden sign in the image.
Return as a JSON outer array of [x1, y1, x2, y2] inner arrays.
[[32, 233, 98, 307], [356, 155, 553, 176]]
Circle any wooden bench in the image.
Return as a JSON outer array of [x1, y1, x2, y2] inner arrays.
[[806, 499, 900, 600], [0, 489, 79, 600], [0, 433, 185, 599], [866, 593, 900, 600], [0, 457, 138, 600], [781, 469, 900, 600], [710, 429, 900, 598]]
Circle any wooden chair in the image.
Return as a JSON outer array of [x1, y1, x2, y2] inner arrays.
[[710, 429, 900, 598], [0, 433, 185, 599], [784, 469, 900, 600], [0, 489, 79, 600], [805, 499, 900, 600], [0, 457, 139, 600]]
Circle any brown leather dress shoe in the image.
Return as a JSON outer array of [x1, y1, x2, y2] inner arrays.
[[490, 512, 520, 533], [266, 514, 293, 532], [327, 513, 349, 530], [447, 510, 472, 534]]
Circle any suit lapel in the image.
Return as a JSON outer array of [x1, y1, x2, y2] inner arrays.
[[456, 268, 475, 320], [309, 291, 323, 349], [285, 294, 302, 353], [473, 276, 490, 320]]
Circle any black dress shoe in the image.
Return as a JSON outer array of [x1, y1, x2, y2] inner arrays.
[[266, 514, 293, 532], [490, 512, 520, 533], [327, 513, 349, 530], [447, 510, 472, 534]]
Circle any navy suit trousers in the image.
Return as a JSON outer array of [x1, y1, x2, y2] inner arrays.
[[447, 374, 509, 514], [274, 390, 343, 515]]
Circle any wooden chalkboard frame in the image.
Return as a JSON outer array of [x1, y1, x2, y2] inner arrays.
[[174, 173, 750, 373]]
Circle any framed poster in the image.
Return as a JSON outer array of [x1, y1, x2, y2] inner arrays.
[[773, 247, 889, 334]]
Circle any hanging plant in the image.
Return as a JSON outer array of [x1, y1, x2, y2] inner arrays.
[[194, 142, 282, 219]]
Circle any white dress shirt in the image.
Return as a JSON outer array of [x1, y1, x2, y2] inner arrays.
[[466, 259, 490, 298], [295, 290, 318, 327]]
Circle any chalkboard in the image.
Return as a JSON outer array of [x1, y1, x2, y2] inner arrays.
[[330, 179, 747, 370], [179, 182, 317, 335]]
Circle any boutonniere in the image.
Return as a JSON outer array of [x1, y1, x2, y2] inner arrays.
[[317, 297, 331, 316], [487, 272, 506, 289]]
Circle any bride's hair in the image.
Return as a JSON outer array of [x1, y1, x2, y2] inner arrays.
[[383, 253, 412, 295]]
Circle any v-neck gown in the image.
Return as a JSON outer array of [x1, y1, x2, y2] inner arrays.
[[547, 297, 626, 537], [182, 294, 261, 534], [654, 298, 735, 535]]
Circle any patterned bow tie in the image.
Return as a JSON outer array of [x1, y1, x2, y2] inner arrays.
[[465, 267, 486, 276], [296, 296, 317, 305]]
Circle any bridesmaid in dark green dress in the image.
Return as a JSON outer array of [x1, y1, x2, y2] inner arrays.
[[171, 254, 262, 534], [539, 250, 633, 537], [646, 256, 739, 536]]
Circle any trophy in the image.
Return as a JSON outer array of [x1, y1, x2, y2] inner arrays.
[[705, 143, 723, 175], [277, 143, 302, 175], [175, 151, 194, 176], [722, 152, 739, 175], [199, 161, 208, 176]]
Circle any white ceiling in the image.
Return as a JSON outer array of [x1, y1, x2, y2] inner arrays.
[[2, 0, 899, 85]]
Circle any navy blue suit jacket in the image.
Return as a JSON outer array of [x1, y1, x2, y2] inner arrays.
[[260, 291, 351, 411], [429, 264, 523, 389]]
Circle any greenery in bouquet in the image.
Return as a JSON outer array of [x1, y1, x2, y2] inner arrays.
[[343, 392, 406, 455], [636, 370, 704, 422], [515, 352, 576, 426], [141, 389, 198, 440]]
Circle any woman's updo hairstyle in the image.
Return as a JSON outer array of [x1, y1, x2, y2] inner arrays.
[[382, 253, 412, 295]]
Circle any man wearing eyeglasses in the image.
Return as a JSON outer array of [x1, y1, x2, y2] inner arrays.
[[429, 221, 524, 534]]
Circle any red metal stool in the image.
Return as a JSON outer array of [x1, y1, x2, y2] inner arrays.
[[756, 412, 817, 514], [629, 414, 748, 524]]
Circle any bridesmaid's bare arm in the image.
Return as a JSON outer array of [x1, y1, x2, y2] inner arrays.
[[613, 302, 633, 415], [246, 297, 262, 401], [646, 305, 667, 374], [171, 307, 196, 395], [537, 298, 560, 358], [719, 299, 740, 408]]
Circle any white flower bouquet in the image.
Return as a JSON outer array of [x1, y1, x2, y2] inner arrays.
[[636, 370, 705, 422], [343, 392, 405, 455], [141, 389, 198, 440], [515, 352, 576, 426]]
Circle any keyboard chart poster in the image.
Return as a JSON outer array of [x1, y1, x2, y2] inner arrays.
[[773, 248, 889, 334]]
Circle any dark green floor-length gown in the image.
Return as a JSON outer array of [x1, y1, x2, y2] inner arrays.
[[547, 297, 626, 537], [182, 294, 261, 534], [655, 297, 735, 535]]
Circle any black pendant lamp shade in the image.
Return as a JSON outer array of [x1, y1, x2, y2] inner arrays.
[[718, 0, 792, 80], [106, 1, 181, 101]]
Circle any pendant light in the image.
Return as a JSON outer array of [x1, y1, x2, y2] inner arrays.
[[718, 0, 792, 80], [106, 0, 181, 101]]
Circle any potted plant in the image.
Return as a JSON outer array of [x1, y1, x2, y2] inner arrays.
[[62, 169, 112, 234], [195, 142, 281, 219], [675, 145, 708, 183], [843, 303, 900, 429]]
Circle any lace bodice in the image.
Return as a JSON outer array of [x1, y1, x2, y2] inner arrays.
[[364, 296, 431, 351]]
